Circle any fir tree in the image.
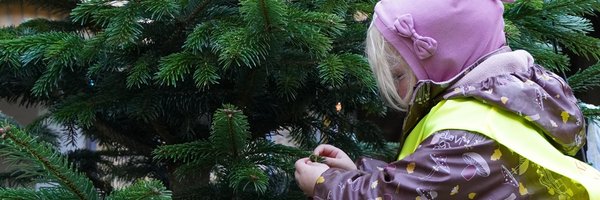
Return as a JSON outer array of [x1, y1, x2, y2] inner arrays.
[[0, 0, 389, 198], [0, 0, 599, 199]]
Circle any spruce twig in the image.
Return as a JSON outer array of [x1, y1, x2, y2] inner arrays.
[[309, 154, 326, 163], [0, 124, 98, 200]]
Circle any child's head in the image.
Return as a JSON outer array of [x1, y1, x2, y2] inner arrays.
[[367, 0, 509, 110], [366, 25, 416, 111]]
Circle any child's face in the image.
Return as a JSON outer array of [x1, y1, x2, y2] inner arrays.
[[390, 62, 412, 100]]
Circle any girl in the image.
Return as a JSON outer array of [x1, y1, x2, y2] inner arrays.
[[295, 0, 600, 199]]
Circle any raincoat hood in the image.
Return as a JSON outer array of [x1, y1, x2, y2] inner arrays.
[[403, 48, 585, 155]]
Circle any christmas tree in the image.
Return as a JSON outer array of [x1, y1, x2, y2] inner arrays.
[[0, 0, 599, 199], [0, 0, 388, 199]]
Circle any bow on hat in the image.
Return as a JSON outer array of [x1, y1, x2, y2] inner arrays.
[[393, 14, 438, 60]]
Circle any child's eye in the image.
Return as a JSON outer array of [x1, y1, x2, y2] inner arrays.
[[394, 74, 405, 80]]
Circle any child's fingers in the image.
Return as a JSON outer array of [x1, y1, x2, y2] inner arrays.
[[295, 157, 310, 170], [295, 157, 308, 166], [313, 144, 341, 158], [322, 157, 345, 168], [308, 161, 329, 168]]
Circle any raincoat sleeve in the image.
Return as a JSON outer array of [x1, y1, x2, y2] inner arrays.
[[354, 156, 388, 173], [312, 130, 521, 200]]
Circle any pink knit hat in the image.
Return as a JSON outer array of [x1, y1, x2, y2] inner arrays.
[[373, 0, 512, 82]]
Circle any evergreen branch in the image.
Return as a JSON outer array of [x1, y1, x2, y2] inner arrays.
[[126, 54, 155, 88], [169, 161, 215, 182], [559, 33, 600, 60], [226, 112, 240, 158], [288, 9, 345, 37], [580, 102, 600, 118], [92, 153, 156, 184], [0, 28, 18, 40], [568, 62, 600, 92], [153, 140, 213, 163], [0, 32, 84, 96], [0, 188, 42, 200], [70, 0, 118, 27], [25, 114, 60, 147], [0, 125, 99, 200], [228, 165, 268, 194], [81, 33, 110, 71], [106, 179, 171, 200], [316, 0, 349, 15], [243, 139, 307, 172], [51, 95, 96, 128], [104, 5, 143, 48], [511, 16, 597, 59], [240, 0, 286, 33], [0, 170, 39, 188], [183, 23, 213, 53], [504, 0, 544, 16], [155, 52, 197, 86], [193, 62, 220, 89], [43, 33, 85, 67], [582, 107, 600, 118], [66, 149, 116, 193], [274, 65, 306, 100], [0, 151, 44, 187], [140, 0, 180, 21], [506, 2, 600, 62], [182, 0, 212, 25], [507, 37, 569, 71], [285, 21, 333, 57], [163, 0, 212, 49], [37, 188, 83, 199], [31, 64, 62, 97], [318, 54, 345, 87], [215, 28, 269, 68], [0, 47, 21, 69], [18, 19, 80, 34], [126, 94, 162, 122], [210, 104, 251, 159], [258, 0, 273, 32], [543, 0, 600, 15], [341, 53, 376, 89], [287, 123, 320, 149]]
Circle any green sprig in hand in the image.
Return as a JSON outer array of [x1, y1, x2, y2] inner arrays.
[[309, 154, 326, 163]]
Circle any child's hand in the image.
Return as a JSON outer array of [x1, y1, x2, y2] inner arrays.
[[294, 158, 329, 196], [313, 144, 357, 170]]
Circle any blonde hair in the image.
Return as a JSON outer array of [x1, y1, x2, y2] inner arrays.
[[366, 23, 416, 111]]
